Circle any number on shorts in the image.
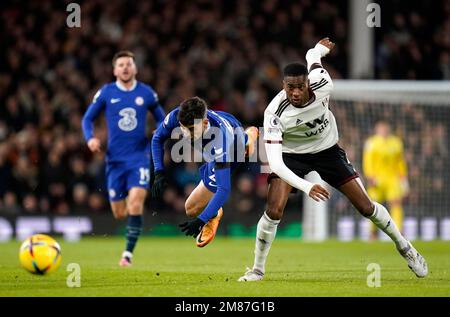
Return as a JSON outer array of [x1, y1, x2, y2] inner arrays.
[[139, 167, 150, 184]]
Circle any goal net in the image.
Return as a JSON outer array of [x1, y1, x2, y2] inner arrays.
[[303, 80, 450, 241]]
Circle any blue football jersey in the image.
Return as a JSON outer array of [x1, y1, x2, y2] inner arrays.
[[82, 81, 165, 163], [152, 107, 250, 224], [152, 107, 246, 172]]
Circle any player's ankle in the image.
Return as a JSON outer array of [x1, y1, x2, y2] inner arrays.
[[122, 251, 133, 259], [252, 267, 265, 276]]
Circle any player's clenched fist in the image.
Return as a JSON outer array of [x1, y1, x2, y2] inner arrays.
[[308, 184, 331, 202], [87, 137, 101, 153], [318, 37, 335, 51]]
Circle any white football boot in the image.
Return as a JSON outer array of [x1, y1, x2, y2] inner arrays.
[[398, 242, 428, 278], [237, 267, 264, 282]]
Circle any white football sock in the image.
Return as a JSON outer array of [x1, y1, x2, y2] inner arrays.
[[369, 201, 408, 250], [253, 212, 280, 274], [122, 251, 133, 259]]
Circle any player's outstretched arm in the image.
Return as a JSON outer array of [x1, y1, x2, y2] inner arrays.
[[265, 141, 330, 201], [150, 103, 166, 127], [150, 125, 170, 198], [306, 37, 335, 72], [151, 111, 180, 198], [151, 119, 172, 173]]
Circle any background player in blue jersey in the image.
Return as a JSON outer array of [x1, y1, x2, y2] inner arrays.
[[151, 97, 258, 247], [82, 51, 165, 266]]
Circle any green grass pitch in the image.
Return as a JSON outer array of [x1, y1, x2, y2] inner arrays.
[[0, 237, 449, 296]]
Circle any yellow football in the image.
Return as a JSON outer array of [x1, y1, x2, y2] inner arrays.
[[19, 234, 62, 275]]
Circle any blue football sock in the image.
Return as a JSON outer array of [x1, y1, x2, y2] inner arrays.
[[125, 215, 143, 254]]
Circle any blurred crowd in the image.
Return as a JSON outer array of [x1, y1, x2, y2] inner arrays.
[[375, 0, 450, 79], [0, 0, 449, 217]]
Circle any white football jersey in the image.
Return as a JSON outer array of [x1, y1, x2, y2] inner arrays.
[[263, 67, 338, 154]]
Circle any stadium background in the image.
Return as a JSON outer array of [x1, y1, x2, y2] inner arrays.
[[0, 0, 449, 240]]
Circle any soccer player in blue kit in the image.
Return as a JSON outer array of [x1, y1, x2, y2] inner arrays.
[[151, 97, 258, 247], [82, 51, 165, 266]]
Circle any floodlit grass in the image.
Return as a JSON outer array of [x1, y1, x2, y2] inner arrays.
[[1, 237, 449, 296]]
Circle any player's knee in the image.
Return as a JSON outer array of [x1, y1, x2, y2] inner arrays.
[[266, 204, 284, 220], [127, 200, 143, 215], [185, 200, 199, 217]]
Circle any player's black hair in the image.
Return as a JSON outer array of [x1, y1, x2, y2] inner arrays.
[[178, 96, 208, 126], [283, 63, 308, 77]]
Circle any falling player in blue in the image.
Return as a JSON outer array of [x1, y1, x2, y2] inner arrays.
[[151, 97, 259, 247], [82, 51, 165, 266]]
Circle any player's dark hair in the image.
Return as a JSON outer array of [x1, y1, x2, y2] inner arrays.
[[178, 97, 208, 126], [112, 51, 135, 66], [283, 63, 308, 77]]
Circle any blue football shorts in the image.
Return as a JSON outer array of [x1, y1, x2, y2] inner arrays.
[[105, 160, 151, 202]]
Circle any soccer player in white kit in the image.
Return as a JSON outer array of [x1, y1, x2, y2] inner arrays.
[[238, 38, 428, 281]]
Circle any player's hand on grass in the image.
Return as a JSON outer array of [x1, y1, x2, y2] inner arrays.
[[179, 218, 205, 237], [318, 37, 335, 52], [87, 138, 101, 153], [308, 184, 331, 202], [151, 170, 168, 199]]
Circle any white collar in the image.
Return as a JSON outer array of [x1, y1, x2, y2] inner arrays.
[[115, 80, 137, 91]]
